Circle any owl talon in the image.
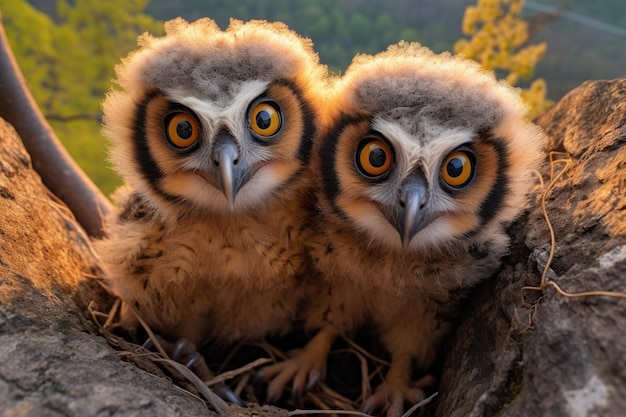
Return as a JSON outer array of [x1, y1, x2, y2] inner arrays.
[[265, 391, 279, 405], [172, 337, 197, 361], [215, 384, 246, 407], [291, 385, 302, 403], [363, 385, 426, 417], [362, 391, 386, 415], [184, 351, 201, 369], [306, 369, 321, 390], [141, 336, 244, 406], [258, 350, 327, 403], [141, 337, 155, 350], [261, 360, 299, 403]]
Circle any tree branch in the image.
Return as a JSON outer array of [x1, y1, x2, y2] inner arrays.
[[0, 19, 112, 238]]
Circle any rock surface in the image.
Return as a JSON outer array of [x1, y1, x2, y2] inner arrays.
[[436, 78, 626, 416], [0, 77, 624, 417], [0, 118, 214, 417]]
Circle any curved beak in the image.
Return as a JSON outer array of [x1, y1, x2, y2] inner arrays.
[[393, 170, 431, 248], [213, 133, 243, 209]]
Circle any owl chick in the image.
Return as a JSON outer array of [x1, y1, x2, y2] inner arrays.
[[94, 18, 327, 363], [260, 42, 544, 416]]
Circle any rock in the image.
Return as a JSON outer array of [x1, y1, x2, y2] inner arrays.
[[0, 118, 214, 417], [436, 78, 626, 416]]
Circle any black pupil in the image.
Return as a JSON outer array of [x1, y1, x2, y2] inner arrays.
[[446, 157, 465, 177], [256, 110, 272, 130], [176, 120, 193, 139], [369, 147, 387, 168]]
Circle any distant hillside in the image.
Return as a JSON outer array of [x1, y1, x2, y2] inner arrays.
[[10, 0, 625, 198], [144, 0, 626, 101]]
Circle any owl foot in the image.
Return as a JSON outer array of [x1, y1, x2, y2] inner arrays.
[[144, 336, 245, 406], [257, 328, 336, 403], [362, 374, 435, 417], [363, 386, 424, 417], [257, 348, 326, 403]]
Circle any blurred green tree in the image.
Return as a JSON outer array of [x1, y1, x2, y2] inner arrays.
[[0, 0, 162, 196], [4, 0, 555, 195]]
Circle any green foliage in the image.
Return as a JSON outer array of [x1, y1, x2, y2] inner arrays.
[[2, 0, 428, 195], [0, 0, 162, 196], [0, 1, 57, 111], [454, 0, 552, 118], [4, 0, 623, 194], [146, 0, 425, 73]]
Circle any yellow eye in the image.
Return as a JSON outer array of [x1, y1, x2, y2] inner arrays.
[[249, 101, 282, 138], [165, 112, 200, 149], [355, 138, 393, 178], [441, 149, 475, 188]]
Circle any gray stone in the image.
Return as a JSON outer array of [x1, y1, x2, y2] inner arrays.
[[436, 78, 626, 417], [0, 118, 215, 417]]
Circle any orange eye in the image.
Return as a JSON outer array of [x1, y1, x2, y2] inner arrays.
[[355, 138, 393, 178], [441, 149, 475, 188], [165, 112, 200, 149], [249, 101, 282, 138]]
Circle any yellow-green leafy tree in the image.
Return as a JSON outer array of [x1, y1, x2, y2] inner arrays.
[[454, 0, 552, 118], [0, 0, 162, 195]]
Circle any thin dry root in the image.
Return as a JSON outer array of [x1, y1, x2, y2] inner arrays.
[[521, 151, 626, 304]]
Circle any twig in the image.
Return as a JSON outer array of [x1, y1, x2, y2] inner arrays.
[[206, 357, 272, 386], [340, 336, 390, 367], [130, 305, 169, 358], [152, 357, 230, 414], [0, 20, 112, 238], [289, 409, 372, 417], [521, 151, 626, 303], [399, 392, 438, 417]]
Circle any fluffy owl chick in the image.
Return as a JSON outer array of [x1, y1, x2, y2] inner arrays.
[[261, 42, 544, 415], [94, 18, 326, 356]]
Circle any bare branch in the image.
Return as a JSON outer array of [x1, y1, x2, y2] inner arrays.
[[0, 19, 112, 238]]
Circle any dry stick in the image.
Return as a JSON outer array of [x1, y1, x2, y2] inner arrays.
[[89, 301, 230, 411], [233, 372, 251, 398], [289, 408, 372, 417], [0, 20, 112, 238], [326, 347, 372, 404], [288, 392, 438, 417], [206, 358, 272, 387], [399, 392, 438, 417], [358, 352, 372, 403], [318, 384, 359, 410], [129, 305, 233, 413], [100, 299, 121, 330], [130, 306, 170, 358], [340, 336, 390, 367], [300, 393, 333, 412], [254, 339, 289, 363], [152, 357, 230, 414], [337, 337, 390, 404], [521, 151, 626, 303], [215, 341, 246, 374]]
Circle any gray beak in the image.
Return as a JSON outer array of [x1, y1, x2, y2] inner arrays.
[[213, 133, 242, 209], [394, 170, 431, 248]]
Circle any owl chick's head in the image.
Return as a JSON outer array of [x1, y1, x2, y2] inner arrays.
[[103, 18, 327, 215], [318, 42, 544, 252]]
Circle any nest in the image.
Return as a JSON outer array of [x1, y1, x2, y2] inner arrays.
[[90, 300, 437, 417]]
